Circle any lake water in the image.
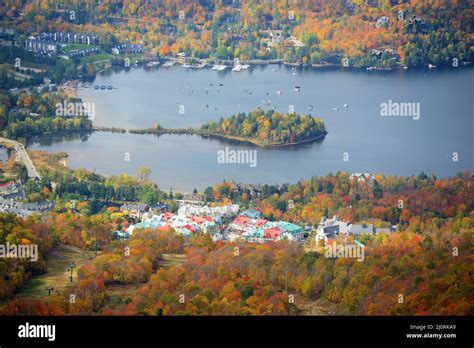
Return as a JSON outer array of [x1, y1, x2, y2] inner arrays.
[[30, 65, 473, 191], [0, 148, 8, 163]]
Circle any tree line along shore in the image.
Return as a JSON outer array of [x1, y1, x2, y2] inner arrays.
[[94, 109, 327, 148]]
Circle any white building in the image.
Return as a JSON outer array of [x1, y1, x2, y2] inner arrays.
[[349, 173, 376, 185], [177, 203, 239, 218], [315, 215, 351, 245]]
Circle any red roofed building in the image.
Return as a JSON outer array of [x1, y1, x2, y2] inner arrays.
[[254, 218, 268, 227], [162, 212, 174, 221], [192, 216, 207, 224], [183, 224, 196, 233], [230, 215, 252, 233], [264, 227, 283, 239]]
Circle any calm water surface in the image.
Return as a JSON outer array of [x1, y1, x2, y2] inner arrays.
[[30, 65, 473, 191]]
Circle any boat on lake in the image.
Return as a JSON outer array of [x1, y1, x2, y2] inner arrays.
[[146, 61, 160, 67], [212, 64, 228, 71], [232, 64, 249, 72]]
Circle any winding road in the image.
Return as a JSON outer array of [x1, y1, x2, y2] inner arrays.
[[0, 137, 41, 179]]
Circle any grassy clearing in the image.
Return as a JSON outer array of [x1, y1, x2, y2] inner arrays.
[[105, 283, 141, 309], [62, 44, 100, 53], [158, 253, 187, 268], [80, 53, 112, 65], [296, 297, 347, 316], [17, 244, 95, 299]]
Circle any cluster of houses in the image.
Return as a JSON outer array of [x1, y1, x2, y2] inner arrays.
[[64, 47, 100, 60], [260, 30, 284, 49], [123, 212, 221, 239], [235, 183, 264, 198], [25, 31, 100, 58], [116, 197, 395, 246], [372, 47, 397, 57], [119, 203, 239, 240], [176, 193, 206, 205], [349, 173, 376, 186], [0, 197, 55, 218], [25, 37, 59, 56], [0, 181, 55, 218], [111, 43, 143, 55], [0, 181, 25, 200], [375, 13, 428, 30], [117, 202, 305, 244], [177, 203, 239, 218], [119, 202, 169, 221], [315, 215, 395, 245], [227, 209, 304, 243], [36, 32, 99, 45]]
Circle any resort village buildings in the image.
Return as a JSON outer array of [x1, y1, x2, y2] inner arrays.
[[120, 202, 305, 244], [315, 214, 395, 245]]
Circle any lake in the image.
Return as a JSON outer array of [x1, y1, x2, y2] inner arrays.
[[30, 65, 473, 191]]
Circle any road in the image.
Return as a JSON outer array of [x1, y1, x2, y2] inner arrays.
[[0, 137, 41, 179]]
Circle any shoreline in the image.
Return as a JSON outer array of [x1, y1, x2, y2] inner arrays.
[[17, 125, 326, 149], [65, 60, 474, 106], [124, 127, 327, 148], [71, 57, 474, 83], [60, 80, 79, 98]]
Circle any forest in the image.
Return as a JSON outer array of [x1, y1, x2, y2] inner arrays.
[[0, 89, 93, 139], [41, 167, 171, 210], [1, 0, 471, 68], [0, 171, 472, 315], [200, 109, 326, 145], [0, 214, 55, 300]]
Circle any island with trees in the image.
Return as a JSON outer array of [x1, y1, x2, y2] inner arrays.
[[130, 109, 327, 147], [0, 89, 93, 140]]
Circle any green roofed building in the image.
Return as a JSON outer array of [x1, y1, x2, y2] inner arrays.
[[263, 221, 303, 237], [242, 227, 265, 243], [277, 221, 303, 235]]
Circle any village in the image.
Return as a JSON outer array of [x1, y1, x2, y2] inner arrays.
[[0, 166, 396, 248], [115, 176, 396, 247], [13, 9, 425, 71], [0, 180, 55, 218], [119, 201, 395, 246]]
